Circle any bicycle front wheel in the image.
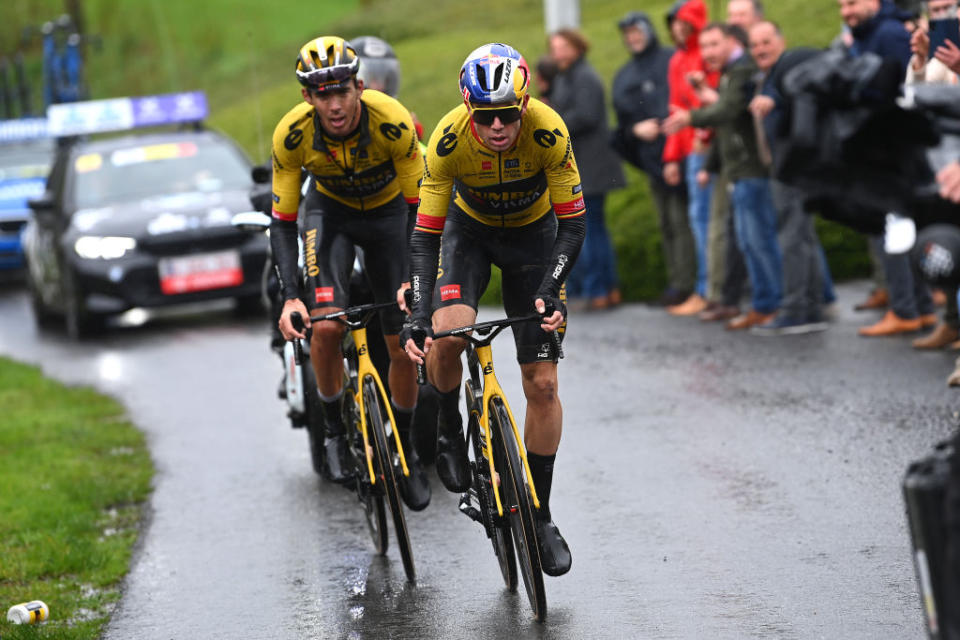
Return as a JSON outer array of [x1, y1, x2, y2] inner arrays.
[[364, 377, 416, 582], [489, 396, 546, 622], [344, 384, 387, 555], [466, 380, 517, 591]]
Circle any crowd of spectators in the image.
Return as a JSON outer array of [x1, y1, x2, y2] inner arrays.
[[539, 0, 960, 383]]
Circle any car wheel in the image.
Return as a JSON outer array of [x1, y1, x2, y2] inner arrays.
[[63, 269, 102, 340], [25, 263, 58, 328]]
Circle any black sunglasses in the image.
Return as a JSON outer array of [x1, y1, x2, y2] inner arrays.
[[470, 104, 523, 126]]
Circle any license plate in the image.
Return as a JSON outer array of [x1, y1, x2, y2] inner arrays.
[[158, 250, 243, 295]]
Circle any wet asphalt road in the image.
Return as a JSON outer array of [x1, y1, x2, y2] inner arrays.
[[0, 281, 954, 639]]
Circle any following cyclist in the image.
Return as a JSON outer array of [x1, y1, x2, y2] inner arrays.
[[272, 36, 431, 511], [401, 43, 585, 576]]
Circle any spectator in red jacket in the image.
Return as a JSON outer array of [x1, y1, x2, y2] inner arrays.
[[662, 0, 721, 316]]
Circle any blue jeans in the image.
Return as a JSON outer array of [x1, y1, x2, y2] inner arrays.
[[732, 178, 782, 314], [685, 153, 712, 297], [566, 194, 618, 299], [819, 245, 837, 304]]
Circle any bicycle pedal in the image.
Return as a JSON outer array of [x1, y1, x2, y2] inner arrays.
[[458, 494, 483, 523]]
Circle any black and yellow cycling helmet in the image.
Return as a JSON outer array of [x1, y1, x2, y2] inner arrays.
[[295, 36, 361, 92]]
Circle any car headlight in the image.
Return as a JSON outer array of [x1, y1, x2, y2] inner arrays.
[[74, 236, 138, 260]]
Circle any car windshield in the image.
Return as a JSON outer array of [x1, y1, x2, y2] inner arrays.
[[72, 139, 250, 208], [0, 142, 54, 180]]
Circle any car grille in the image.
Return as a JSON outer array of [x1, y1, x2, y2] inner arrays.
[[138, 227, 249, 257], [0, 219, 27, 234]]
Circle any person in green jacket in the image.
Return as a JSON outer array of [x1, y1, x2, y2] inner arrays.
[[664, 21, 782, 329]]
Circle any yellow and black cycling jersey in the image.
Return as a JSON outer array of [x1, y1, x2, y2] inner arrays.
[[271, 89, 422, 220], [415, 97, 585, 233]]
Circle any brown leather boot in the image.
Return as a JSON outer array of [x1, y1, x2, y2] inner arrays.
[[919, 313, 939, 328], [726, 310, 775, 331], [854, 288, 889, 311], [700, 304, 740, 322], [858, 310, 923, 336], [913, 323, 960, 349], [667, 293, 708, 316]]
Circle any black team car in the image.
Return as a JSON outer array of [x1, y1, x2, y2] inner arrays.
[[23, 128, 268, 338]]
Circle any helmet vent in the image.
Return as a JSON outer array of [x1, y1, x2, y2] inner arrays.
[[492, 63, 504, 91]]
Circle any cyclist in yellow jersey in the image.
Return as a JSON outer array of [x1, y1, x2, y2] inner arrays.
[[273, 36, 430, 510], [401, 43, 585, 576]]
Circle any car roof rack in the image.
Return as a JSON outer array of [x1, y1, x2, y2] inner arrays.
[[46, 91, 208, 140]]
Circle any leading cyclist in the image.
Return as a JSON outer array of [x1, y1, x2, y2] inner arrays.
[[401, 43, 585, 576], [272, 36, 431, 511]]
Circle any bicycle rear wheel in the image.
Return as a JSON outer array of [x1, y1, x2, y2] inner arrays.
[[466, 380, 517, 591], [344, 386, 387, 554], [489, 396, 546, 622], [365, 377, 416, 582], [301, 354, 326, 476]]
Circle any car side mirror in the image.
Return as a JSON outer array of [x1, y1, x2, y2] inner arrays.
[[251, 165, 271, 184], [27, 194, 55, 212], [28, 194, 59, 226]]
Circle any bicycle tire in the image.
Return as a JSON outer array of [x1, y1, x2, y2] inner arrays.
[[465, 380, 517, 591], [344, 385, 387, 554], [489, 396, 546, 622], [364, 377, 416, 582], [301, 355, 326, 476]]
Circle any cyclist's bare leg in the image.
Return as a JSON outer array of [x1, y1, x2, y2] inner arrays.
[[520, 359, 570, 574], [426, 303, 475, 393], [310, 310, 346, 397], [384, 333, 417, 408], [520, 361, 562, 455]]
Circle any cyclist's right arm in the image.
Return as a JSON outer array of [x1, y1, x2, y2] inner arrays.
[[270, 113, 311, 340], [403, 115, 458, 361]]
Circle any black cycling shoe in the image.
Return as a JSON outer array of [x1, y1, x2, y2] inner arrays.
[[535, 518, 572, 577], [323, 434, 354, 484], [436, 415, 471, 493], [396, 446, 431, 511]]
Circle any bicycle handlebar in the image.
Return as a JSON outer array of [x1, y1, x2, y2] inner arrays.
[[433, 313, 564, 359], [308, 300, 398, 326]]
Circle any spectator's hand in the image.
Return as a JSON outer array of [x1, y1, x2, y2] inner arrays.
[[663, 162, 682, 186], [934, 39, 960, 75], [938, 161, 960, 203], [696, 169, 710, 187], [911, 27, 929, 70], [749, 95, 776, 120], [279, 298, 310, 341], [632, 119, 661, 142], [695, 86, 719, 105], [686, 70, 705, 89], [662, 110, 691, 136]]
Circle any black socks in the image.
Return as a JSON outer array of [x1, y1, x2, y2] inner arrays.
[[527, 452, 556, 522]]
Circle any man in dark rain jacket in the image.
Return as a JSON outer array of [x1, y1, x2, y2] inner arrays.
[[611, 10, 697, 306]]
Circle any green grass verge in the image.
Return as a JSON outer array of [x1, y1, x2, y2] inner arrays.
[[0, 357, 152, 640]]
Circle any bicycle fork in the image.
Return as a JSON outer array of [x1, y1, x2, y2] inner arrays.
[[351, 325, 410, 485], [466, 344, 541, 518]]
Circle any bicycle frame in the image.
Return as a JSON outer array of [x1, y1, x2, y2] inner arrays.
[[311, 302, 410, 485], [438, 313, 554, 518], [468, 341, 541, 518]]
